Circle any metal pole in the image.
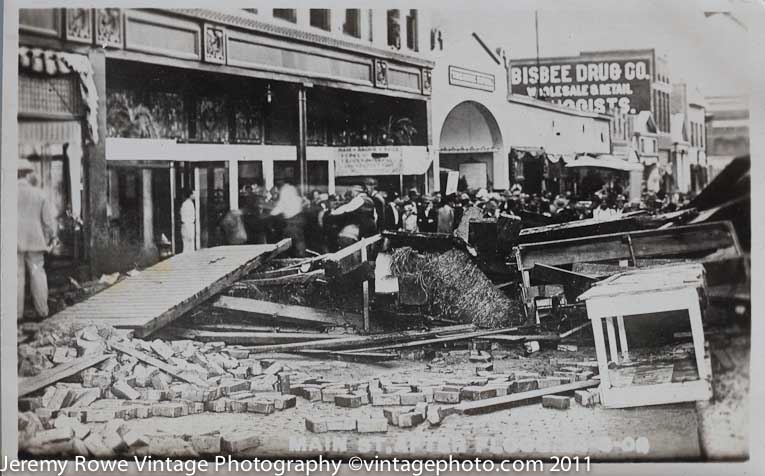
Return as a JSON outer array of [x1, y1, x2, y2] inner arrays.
[[297, 85, 308, 194], [169, 162, 176, 255], [535, 11, 541, 99]]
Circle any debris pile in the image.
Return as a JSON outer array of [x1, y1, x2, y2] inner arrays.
[[298, 357, 602, 433], [389, 247, 524, 327], [18, 318, 304, 457]]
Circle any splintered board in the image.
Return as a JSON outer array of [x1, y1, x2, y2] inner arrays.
[[55, 240, 290, 337]]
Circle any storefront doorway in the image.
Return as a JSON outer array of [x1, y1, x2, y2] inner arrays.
[[439, 101, 503, 192], [175, 162, 230, 250]]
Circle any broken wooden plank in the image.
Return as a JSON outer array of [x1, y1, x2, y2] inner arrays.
[[381, 230, 460, 253], [164, 328, 337, 345], [442, 379, 599, 418], [187, 323, 308, 333], [473, 334, 560, 343], [297, 350, 399, 362], [559, 322, 591, 339], [519, 216, 647, 245], [213, 296, 363, 329], [57, 239, 292, 337], [530, 263, 598, 302], [516, 221, 741, 272], [324, 234, 382, 278], [244, 324, 475, 354], [333, 327, 520, 354], [240, 269, 325, 286], [19, 353, 110, 397], [110, 342, 209, 388]]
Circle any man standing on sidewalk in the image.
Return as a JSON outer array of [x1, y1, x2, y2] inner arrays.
[[17, 159, 57, 320], [180, 188, 197, 253]]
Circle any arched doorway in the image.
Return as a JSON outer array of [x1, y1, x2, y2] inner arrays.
[[439, 101, 503, 192]]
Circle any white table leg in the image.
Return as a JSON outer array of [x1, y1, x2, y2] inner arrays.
[[589, 316, 611, 392], [686, 290, 708, 381], [605, 316, 619, 365], [617, 315, 629, 361]]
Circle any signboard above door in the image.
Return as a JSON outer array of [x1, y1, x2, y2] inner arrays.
[[335, 146, 403, 176], [449, 66, 496, 92]]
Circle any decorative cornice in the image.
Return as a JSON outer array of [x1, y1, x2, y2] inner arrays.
[[161, 8, 435, 69]]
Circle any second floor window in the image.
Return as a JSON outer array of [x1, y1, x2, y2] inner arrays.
[[273, 9, 297, 23], [387, 10, 401, 49], [406, 9, 418, 51], [310, 9, 331, 31], [343, 9, 361, 38]]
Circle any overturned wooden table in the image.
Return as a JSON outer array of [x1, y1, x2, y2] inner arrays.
[[578, 263, 712, 408]]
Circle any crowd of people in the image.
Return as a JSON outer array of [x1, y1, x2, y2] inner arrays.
[[210, 178, 695, 258]]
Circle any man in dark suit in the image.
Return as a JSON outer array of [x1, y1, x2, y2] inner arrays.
[[383, 194, 402, 231]]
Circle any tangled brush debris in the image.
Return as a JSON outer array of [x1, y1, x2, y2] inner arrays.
[[390, 247, 524, 328]]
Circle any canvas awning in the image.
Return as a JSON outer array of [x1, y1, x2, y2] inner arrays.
[[566, 154, 643, 172], [18, 47, 99, 143], [511, 146, 546, 158]]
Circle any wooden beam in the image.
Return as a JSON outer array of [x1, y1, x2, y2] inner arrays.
[[324, 234, 382, 278], [473, 334, 560, 342], [517, 221, 740, 272], [441, 379, 599, 419], [186, 323, 307, 333], [333, 327, 520, 354], [239, 269, 325, 286], [110, 342, 209, 388], [85, 49, 110, 276], [519, 216, 646, 244], [381, 230, 459, 252], [213, 295, 363, 329], [297, 349, 398, 362], [559, 322, 590, 339], [19, 353, 110, 397], [243, 324, 475, 353], [163, 328, 338, 345]]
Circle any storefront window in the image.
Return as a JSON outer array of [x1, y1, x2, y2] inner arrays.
[[194, 96, 228, 143], [274, 161, 298, 187], [307, 161, 329, 193], [264, 84, 297, 145], [234, 98, 263, 144]]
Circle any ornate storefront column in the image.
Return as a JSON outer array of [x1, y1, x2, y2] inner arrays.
[[141, 168, 157, 259]]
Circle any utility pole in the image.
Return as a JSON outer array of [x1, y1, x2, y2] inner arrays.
[[535, 10, 541, 99], [297, 85, 308, 194]]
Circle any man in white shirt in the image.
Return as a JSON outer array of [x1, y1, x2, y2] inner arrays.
[[180, 188, 197, 253], [592, 199, 615, 221]]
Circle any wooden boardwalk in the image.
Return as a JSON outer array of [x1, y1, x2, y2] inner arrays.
[[55, 240, 290, 337]]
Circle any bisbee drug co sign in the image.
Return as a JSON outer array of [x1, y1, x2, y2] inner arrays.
[[510, 57, 652, 114]]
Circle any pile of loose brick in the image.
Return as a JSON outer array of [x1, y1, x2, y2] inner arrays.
[[298, 360, 601, 434], [17, 321, 312, 457]]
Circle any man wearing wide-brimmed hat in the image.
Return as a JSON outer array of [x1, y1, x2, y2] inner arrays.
[[17, 158, 57, 320]]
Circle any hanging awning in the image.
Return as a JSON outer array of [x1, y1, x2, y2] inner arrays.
[[18, 47, 99, 144], [511, 146, 546, 158], [566, 154, 643, 172]]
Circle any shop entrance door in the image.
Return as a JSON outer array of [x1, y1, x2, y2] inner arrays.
[[175, 162, 230, 250], [523, 157, 544, 195]]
